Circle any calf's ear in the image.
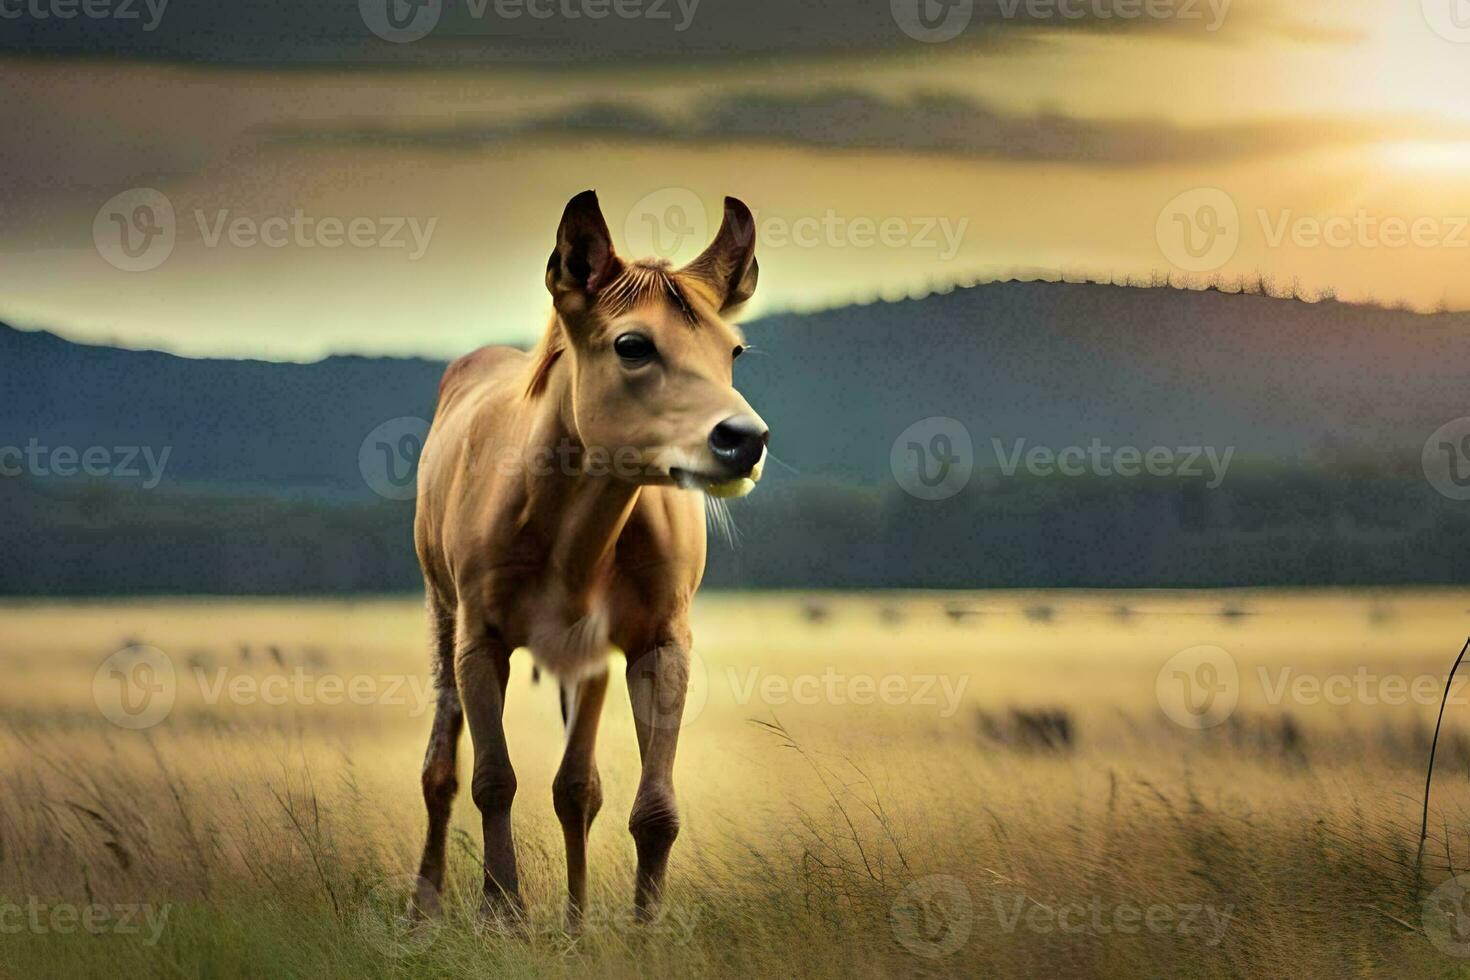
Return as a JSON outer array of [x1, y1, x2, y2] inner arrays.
[[546, 190, 622, 315], [682, 196, 758, 312]]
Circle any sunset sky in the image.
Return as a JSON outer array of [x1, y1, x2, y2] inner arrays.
[[4, 0, 1470, 360]]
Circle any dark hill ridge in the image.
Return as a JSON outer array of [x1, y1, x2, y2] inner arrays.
[[3, 281, 1468, 593], [741, 283, 1468, 486], [4, 282, 1466, 500], [0, 321, 447, 498]]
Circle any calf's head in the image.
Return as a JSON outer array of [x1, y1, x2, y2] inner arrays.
[[545, 190, 768, 497]]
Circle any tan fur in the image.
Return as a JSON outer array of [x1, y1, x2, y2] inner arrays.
[[410, 191, 766, 930]]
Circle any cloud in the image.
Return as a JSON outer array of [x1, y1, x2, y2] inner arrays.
[[0, 0, 1332, 68], [266, 89, 1453, 166]]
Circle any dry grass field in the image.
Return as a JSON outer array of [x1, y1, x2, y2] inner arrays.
[[3, 590, 1470, 978]]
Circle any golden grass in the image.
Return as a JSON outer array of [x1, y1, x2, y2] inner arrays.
[[2, 590, 1469, 978]]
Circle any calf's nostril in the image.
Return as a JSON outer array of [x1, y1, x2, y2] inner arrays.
[[710, 422, 746, 452], [709, 416, 768, 473]]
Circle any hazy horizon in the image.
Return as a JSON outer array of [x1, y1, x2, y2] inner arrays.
[[5, 272, 1466, 365]]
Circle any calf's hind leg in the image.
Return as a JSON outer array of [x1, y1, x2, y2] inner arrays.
[[412, 597, 462, 917]]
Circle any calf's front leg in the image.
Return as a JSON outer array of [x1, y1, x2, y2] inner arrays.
[[455, 615, 522, 924], [625, 641, 691, 920], [554, 670, 609, 934]]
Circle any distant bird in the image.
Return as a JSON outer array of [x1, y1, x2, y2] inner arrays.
[[1112, 604, 1135, 622], [944, 601, 981, 624], [879, 605, 904, 626], [238, 643, 251, 663], [1023, 604, 1055, 624], [267, 644, 285, 667], [1219, 604, 1251, 623], [800, 600, 831, 624]]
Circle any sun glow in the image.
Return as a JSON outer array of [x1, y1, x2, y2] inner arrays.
[[1378, 140, 1470, 171]]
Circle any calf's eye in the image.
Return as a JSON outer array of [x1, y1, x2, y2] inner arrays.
[[614, 333, 656, 362]]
